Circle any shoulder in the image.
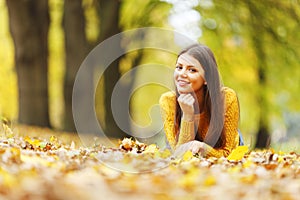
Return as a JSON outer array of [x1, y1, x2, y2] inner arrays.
[[159, 91, 176, 109], [159, 91, 176, 102], [222, 87, 238, 105]]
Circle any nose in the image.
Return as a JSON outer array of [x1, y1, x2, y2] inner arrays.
[[178, 69, 188, 77]]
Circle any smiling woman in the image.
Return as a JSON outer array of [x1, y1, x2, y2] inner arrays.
[[159, 43, 243, 158]]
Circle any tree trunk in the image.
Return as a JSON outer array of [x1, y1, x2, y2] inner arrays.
[[255, 41, 271, 148], [247, 1, 271, 148], [62, 0, 89, 132], [6, 0, 50, 127], [97, 0, 128, 138]]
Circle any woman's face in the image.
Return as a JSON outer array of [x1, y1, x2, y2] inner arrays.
[[174, 53, 206, 94]]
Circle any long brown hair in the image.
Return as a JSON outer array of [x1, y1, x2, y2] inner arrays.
[[174, 44, 225, 148]]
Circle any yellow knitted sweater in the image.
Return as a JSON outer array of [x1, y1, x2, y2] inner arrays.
[[159, 87, 240, 158]]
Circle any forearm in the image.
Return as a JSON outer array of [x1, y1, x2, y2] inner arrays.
[[203, 144, 230, 158], [176, 119, 195, 147], [203, 131, 239, 158]]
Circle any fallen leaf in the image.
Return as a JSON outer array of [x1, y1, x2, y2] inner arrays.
[[227, 146, 249, 161]]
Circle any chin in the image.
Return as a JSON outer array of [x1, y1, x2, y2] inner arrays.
[[177, 89, 192, 94]]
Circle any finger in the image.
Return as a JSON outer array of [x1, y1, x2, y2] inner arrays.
[[177, 94, 189, 102], [178, 93, 192, 99], [178, 94, 195, 105], [182, 93, 193, 100], [189, 142, 197, 154], [191, 146, 200, 155], [190, 141, 204, 155]]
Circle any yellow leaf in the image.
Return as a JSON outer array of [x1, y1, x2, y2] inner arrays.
[[0, 167, 17, 188], [240, 174, 257, 184], [50, 135, 58, 143], [204, 175, 216, 186], [227, 146, 249, 161], [10, 147, 20, 157], [242, 159, 253, 168], [21, 155, 52, 167], [159, 149, 171, 159], [24, 136, 32, 143], [278, 156, 284, 163], [32, 139, 41, 146], [228, 166, 240, 173], [10, 147, 21, 163], [143, 144, 158, 153], [179, 174, 196, 190], [182, 150, 193, 161]]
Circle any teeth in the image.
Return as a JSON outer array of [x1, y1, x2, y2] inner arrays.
[[177, 80, 189, 87], [178, 80, 189, 83]]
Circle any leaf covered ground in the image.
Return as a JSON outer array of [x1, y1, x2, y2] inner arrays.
[[1, 124, 300, 200]]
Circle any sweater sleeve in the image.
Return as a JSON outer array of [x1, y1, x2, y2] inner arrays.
[[159, 92, 196, 150], [176, 120, 195, 147], [204, 88, 240, 158], [159, 92, 177, 149]]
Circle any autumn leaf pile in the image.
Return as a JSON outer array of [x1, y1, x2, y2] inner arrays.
[[1, 124, 300, 200]]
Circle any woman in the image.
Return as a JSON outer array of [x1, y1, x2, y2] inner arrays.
[[159, 43, 243, 158]]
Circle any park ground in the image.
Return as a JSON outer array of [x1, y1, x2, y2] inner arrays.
[[0, 124, 300, 200]]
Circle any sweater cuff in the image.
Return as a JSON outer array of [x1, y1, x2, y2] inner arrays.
[[177, 120, 195, 146]]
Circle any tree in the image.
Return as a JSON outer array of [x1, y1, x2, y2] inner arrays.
[[6, 0, 50, 127], [62, 0, 89, 132], [197, 0, 300, 148], [61, 0, 125, 136], [96, 0, 125, 138], [246, 1, 270, 148], [95, 0, 171, 138]]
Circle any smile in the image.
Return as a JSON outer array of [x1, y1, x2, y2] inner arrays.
[[177, 80, 190, 86]]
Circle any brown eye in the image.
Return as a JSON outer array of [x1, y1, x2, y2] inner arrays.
[[175, 65, 183, 70]]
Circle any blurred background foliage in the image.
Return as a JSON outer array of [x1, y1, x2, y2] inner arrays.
[[0, 0, 299, 150]]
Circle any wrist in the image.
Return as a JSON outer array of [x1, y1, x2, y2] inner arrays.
[[182, 114, 194, 122]]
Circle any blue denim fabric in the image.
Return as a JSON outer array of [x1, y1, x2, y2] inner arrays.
[[238, 130, 244, 146]]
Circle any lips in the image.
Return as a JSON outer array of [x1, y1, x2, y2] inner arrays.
[[177, 79, 190, 87]]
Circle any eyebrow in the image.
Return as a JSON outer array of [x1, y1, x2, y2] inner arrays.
[[176, 62, 197, 68]]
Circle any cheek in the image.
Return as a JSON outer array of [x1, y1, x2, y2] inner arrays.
[[192, 76, 205, 88], [173, 71, 178, 79]]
